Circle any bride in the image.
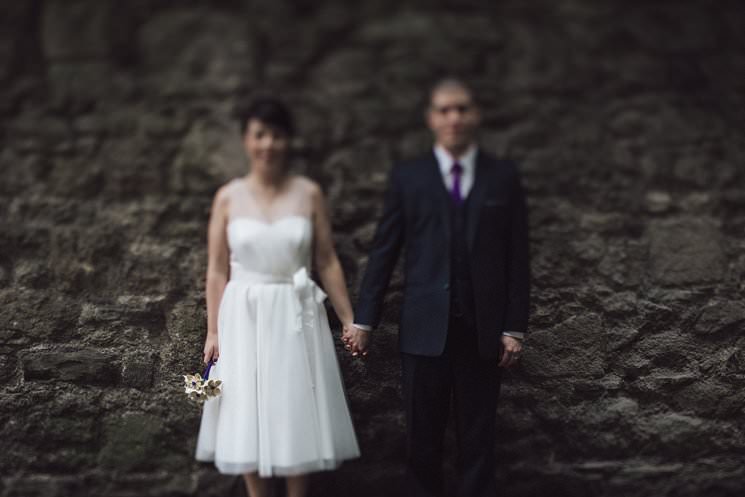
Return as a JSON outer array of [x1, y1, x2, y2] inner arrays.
[[195, 97, 361, 497]]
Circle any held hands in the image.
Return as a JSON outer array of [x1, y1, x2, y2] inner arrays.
[[341, 324, 369, 358], [339, 324, 522, 365], [203, 333, 220, 365], [498, 335, 522, 368]]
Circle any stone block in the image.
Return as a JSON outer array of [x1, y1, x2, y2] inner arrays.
[[692, 299, 745, 335], [42, 0, 111, 59], [137, 9, 254, 94], [98, 412, 165, 471], [522, 313, 605, 378], [648, 217, 725, 286], [121, 353, 156, 390], [0, 290, 80, 345], [22, 348, 119, 386], [0, 475, 85, 497], [78, 294, 166, 331]]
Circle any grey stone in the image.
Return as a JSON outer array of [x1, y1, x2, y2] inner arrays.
[[0, 353, 18, 383], [648, 217, 725, 286], [723, 345, 745, 379], [137, 9, 254, 94], [604, 327, 640, 352], [673, 379, 742, 418], [679, 192, 713, 212], [572, 234, 606, 262], [639, 412, 707, 450], [0, 34, 14, 77], [311, 49, 376, 97], [121, 353, 156, 390], [594, 239, 647, 288], [46, 61, 122, 108], [618, 462, 684, 476], [631, 371, 698, 392], [625, 330, 699, 372], [692, 299, 745, 336], [13, 259, 50, 288], [602, 291, 638, 316], [22, 348, 120, 385], [357, 13, 441, 42], [170, 119, 246, 194], [98, 412, 165, 471], [645, 190, 672, 214], [0, 290, 80, 345], [0, 475, 85, 497], [42, 0, 111, 60], [522, 313, 606, 379], [673, 152, 716, 189]]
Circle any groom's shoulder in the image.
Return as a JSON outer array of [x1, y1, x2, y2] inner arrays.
[[479, 149, 516, 168], [386, 153, 436, 189], [391, 152, 435, 174], [392, 153, 430, 166], [480, 151, 521, 179]]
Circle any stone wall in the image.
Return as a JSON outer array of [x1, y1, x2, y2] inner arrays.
[[1, 0, 745, 496]]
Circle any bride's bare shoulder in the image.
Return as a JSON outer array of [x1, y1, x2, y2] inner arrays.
[[290, 174, 322, 199], [212, 178, 241, 211], [292, 174, 323, 201]]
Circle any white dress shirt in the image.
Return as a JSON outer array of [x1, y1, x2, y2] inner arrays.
[[355, 144, 524, 341], [434, 143, 477, 200]]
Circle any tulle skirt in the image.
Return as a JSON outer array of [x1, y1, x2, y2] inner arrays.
[[195, 274, 360, 476]]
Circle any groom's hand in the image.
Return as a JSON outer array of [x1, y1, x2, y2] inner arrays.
[[342, 325, 370, 358], [498, 335, 522, 368]]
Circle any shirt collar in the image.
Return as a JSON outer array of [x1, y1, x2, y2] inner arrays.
[[434, 143, 478, 176]]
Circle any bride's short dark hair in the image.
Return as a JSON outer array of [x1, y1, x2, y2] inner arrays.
[[237, 96, 295, 136]]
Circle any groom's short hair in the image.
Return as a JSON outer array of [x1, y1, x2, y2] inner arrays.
[[428, 77, 476, 107]]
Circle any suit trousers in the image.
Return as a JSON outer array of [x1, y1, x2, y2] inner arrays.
[[401, 314, 502, 497]]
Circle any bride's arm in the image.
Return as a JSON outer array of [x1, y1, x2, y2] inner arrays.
[[310, 182, 356, 333], [204, 186, 230, 364]]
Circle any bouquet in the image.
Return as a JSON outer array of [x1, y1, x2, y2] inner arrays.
[[183, 359, 222, 404]]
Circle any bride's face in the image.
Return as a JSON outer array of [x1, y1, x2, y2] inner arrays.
[[243, 119, 289, 174]]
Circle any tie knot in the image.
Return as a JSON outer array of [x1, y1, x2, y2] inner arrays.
[[451, 162, 463, 175]]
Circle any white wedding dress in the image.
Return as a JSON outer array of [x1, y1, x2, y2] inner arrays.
[[195, 178, 360, 476]]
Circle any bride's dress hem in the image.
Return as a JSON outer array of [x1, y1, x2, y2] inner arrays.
[[195, 450, 358, 477]]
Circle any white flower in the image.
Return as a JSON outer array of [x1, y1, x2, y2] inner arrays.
[[188, 390, 206, 404], [204, 379, 222, 397], [182, 371, 223, 404]]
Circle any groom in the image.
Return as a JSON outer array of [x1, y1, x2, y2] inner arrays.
[[344, 78, 530, 497]]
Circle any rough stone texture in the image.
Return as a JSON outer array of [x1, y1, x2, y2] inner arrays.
[[648, 217, 726, 285], [1, 0, 745, 496]]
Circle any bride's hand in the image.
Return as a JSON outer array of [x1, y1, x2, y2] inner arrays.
[[342, 324, 369, 358], [203, 334, 220, 365]]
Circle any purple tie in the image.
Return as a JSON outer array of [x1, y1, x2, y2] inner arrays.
[[450, 162, 463, 205]]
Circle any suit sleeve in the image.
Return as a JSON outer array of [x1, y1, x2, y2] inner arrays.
[[354, 165, 405, 329], [503, 166, 530, 334]]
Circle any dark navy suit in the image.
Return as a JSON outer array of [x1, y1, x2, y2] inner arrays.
[[355, 148, 530, 497]]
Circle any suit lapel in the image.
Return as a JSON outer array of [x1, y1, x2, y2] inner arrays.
[[423, 151, 452, 240], [466, 150, 490, 251]]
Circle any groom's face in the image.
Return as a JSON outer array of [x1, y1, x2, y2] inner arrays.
[[427, 86, 480, 154]]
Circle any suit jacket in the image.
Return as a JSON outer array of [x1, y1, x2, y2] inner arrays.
[[355, 148, 530, 359]]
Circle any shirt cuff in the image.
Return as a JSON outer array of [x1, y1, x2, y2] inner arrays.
[[353, 323, 372, 331], [502, 331, 525, 340]]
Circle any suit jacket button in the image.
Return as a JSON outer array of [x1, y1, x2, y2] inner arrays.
[[443, 283, 450, 291]]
